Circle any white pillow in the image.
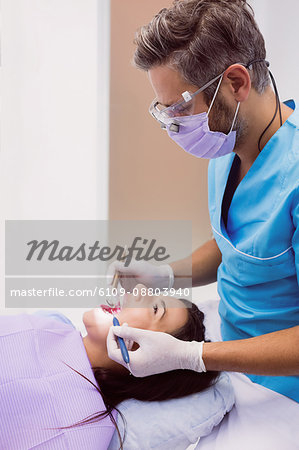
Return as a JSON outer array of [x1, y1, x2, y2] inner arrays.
[[108, 371, 234, 450]]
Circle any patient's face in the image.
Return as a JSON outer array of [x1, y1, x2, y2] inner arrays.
[[83, 284, 188, 344]]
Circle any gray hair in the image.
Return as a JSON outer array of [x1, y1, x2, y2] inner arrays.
[[133, 0, 270, 100]]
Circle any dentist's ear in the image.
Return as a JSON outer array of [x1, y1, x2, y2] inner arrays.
[[224, 64, 251, 102]]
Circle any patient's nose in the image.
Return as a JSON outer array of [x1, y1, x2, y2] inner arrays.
[[131, 283, 146, 304], [122, 283, 145, 307], [132, 284, 146, 304]]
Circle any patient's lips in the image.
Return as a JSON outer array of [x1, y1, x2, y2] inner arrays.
[[100, 304, 121, 315]]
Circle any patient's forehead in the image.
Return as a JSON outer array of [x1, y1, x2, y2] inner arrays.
[[159, 296, 188, 308]]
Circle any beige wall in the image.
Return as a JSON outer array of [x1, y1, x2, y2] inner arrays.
[[109, 0, 213, 250]]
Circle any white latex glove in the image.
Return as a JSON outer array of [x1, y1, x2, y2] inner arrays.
[[107, 324, 207, 377], [106, 259, 174, 291]]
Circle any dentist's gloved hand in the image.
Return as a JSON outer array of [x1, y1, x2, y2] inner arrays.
[[106, 260, 174, 291], [107, 324, 207, 377]]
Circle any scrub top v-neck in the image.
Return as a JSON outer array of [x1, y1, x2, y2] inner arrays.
[[221, 154, 241, 229], [208, 99, 299, 402]]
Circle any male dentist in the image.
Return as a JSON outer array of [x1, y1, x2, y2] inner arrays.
[[107, 0, 299, 411]]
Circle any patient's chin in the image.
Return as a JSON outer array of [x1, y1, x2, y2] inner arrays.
[[84, 308, 113, 328]]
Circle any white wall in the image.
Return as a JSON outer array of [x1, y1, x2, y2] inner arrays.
[[251, 0, 299, 101], [0, 0, 110, 325]]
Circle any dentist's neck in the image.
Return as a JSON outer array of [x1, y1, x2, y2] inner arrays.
[[234, 88, 293, 174]]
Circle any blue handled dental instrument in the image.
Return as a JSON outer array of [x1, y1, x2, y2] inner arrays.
[[113, 316, 132, 374]]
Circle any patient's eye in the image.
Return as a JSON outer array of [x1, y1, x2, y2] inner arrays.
[[153, 304, 158, 314]]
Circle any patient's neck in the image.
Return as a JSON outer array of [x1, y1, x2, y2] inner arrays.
[[82, 335, 126, 374]]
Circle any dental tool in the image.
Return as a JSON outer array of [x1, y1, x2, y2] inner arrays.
[[112, 316, 132, 374], [111, 245, 128, 290], [107, 245, 128, 307], [106, 266, 121, 307], [107, 246, 132, 373]]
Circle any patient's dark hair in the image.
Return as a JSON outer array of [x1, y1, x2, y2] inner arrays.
[[63, 300, 219, 449], [95, 300, 219, 403]]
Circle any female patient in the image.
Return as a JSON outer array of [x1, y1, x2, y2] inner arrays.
[[0, 285, 219, 449]]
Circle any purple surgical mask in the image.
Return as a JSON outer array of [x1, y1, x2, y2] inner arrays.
[[166, 105, 240, 159], [166, 75, 240, 159]]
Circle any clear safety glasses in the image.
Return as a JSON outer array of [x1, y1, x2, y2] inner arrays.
[[149, 71, 225, 132]]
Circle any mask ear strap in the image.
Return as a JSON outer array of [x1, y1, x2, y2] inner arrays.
[[229, 101, 241, 133], [207, 74, 224, 116]]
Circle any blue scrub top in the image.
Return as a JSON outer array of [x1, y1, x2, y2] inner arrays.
[[208, 99, 299, 403]]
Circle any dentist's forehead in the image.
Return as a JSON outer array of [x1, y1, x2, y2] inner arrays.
[[148, 65, 196, 106]]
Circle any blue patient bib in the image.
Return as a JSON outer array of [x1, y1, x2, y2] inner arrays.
[[208, 99, 299, 402]]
